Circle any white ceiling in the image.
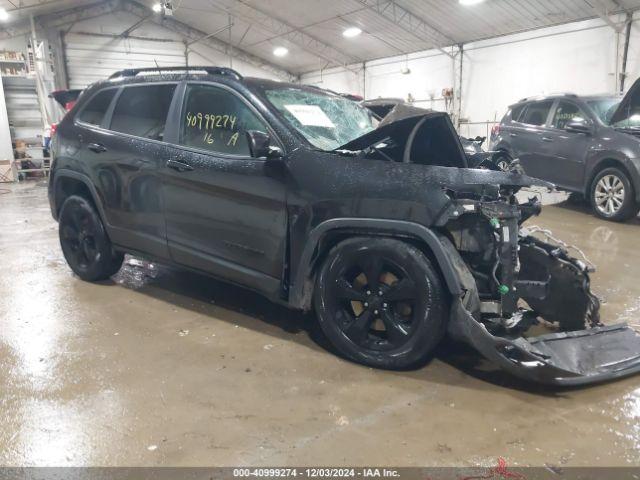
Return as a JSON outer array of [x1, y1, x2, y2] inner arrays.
[[2, 0, 639, 74]]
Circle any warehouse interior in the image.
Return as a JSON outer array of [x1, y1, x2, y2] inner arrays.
[[1, 0, 640, 473]]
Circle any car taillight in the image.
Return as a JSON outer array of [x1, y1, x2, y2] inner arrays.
[[64, 100, 76, 111], [491, 124, 500, 137], [50, 123, 58, 136]]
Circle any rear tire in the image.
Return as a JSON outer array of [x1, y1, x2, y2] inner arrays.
[[58, 195, 123, 281], [590, 167, 640, 222], [314, 237, 448, 370]]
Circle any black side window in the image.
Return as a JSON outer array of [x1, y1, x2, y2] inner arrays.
[[552, 101, 587, 129], [180, 84, 268, 156], [76, 89, 116, 126], [520, 100, 554, 126], [110, 84, 176, 140]]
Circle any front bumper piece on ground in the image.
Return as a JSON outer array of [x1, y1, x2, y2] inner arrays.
[[441, 221, 640, 386], [450, 299, 640, 386]]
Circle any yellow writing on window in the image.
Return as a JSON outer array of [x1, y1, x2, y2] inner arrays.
[[186, 112, 237, 131]]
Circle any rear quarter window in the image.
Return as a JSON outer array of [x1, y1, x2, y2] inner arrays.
[[76, 89, 117, 126]]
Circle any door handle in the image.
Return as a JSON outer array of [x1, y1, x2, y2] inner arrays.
[[87, 142, 107, 153], [166, 159, 194, 172], [542, 137, 554, 142], [509, 133, 518, 137]]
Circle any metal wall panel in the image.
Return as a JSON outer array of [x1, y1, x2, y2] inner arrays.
[[63, 32, 186, 89]]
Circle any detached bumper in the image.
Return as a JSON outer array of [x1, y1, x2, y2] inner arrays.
[[450, 299, 640, 386]]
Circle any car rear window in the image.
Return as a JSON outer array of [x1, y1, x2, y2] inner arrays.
[[76, 89, 117, 126], [519, 100, 554, 126], [110, 84, 176, 140]]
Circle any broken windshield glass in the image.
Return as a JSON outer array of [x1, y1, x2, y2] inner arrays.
[[263, 87, 377, 151]]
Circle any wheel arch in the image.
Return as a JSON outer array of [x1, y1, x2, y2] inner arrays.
[[289, 218, 462, 311], [52, 170, 107, 224], [585, 158, 634, 198]]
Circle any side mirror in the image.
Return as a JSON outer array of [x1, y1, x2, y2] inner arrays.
[[246, 130, 283, 159], [565, 120, 593, 135]]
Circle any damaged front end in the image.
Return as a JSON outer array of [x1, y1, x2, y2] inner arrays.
[[440, 183, 640, 386]]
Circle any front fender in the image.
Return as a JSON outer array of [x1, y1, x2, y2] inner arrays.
[[288, 218, 463, 310]]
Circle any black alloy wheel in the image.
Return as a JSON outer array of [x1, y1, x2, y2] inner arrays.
[[58, 195, 124, 281], [314, 237, 448, 369]]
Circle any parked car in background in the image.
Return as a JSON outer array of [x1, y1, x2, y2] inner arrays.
[[490, 80, 640, 222], [361, 98, 510, 171]]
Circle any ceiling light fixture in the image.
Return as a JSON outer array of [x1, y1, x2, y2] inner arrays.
[[343, 26, 362, 38], [0, 8, 9, 21], [459, 0, 485, 5], [273, 47, 289, 57], [152, 3, 162, 12]]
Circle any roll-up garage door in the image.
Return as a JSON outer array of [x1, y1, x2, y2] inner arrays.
[[63, 32, 186, 89]]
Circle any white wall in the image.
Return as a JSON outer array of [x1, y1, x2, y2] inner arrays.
[[301, 14, 638, 138]]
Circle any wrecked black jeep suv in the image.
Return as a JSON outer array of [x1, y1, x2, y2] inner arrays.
[[48, 67, 640, 386]]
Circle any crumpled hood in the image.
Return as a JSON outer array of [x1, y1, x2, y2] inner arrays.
[[337, 109, 447, 151], [419, 164, 554, 190]]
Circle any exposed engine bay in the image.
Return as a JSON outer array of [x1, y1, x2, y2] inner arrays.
[[333, 100, 640, 386], [440, 184, 640, 385]]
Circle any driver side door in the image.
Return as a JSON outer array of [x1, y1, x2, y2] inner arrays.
[[161, 82, 288, 297]]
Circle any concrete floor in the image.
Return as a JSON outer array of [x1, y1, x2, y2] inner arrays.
[[0, 180, 639, 468]]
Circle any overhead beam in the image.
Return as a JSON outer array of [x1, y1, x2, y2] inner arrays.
[[119, 14, 151, 37], [186, 23, 233, 47], [122, 0, 297, 81], [213, 0, 362, 71], [589, 0, 624, 32], [355, 0, 456, 58], [0, 0, 121, 39]]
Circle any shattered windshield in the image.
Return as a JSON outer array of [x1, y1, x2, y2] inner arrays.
[[263, 87, 377, 151]]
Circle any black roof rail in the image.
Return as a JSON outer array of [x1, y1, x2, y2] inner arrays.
[[108, 66, 243, 81]]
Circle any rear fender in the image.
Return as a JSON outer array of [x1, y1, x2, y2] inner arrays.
[[51, 169, 107, 224]]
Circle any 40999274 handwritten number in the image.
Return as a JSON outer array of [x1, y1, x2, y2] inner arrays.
[[186, 111, 237, 131]]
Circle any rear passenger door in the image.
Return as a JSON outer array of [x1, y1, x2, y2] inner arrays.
[[512, 100, 555, 179], [77, 83, 177, 259], [161, 82, 287, 297]]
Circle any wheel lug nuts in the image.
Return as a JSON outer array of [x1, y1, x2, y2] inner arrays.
[[378, 291, 383, 296], [364, 302, 369, 307], [383, 303, 388, 308], [366, 290, 371, 295], [374, 310, 379, 315]]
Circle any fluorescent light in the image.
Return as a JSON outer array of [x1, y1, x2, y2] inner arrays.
[[152, 3, 162, 13], [273, 47, 289, 57], [459, 0, 485, 5], [0, 8, 9, 21], [343, 26, 362, 38]]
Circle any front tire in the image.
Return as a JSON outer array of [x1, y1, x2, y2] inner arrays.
[[58, 195, 124, 281], [590, 168, 640, 222], [314, 237, 448, 370]]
